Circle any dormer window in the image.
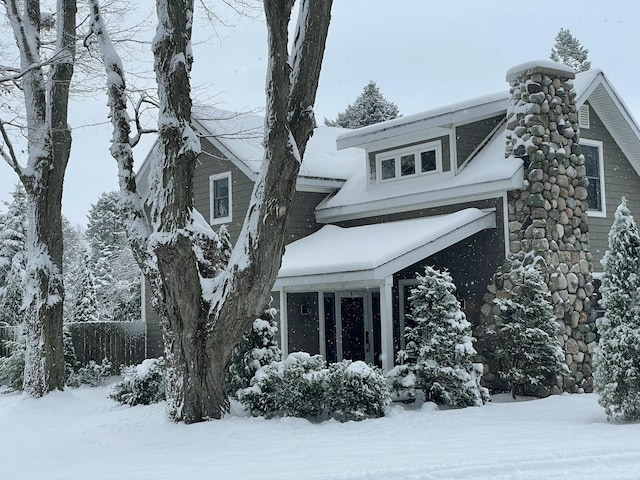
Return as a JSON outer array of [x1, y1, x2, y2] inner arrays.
[[375, 140, 442, 183]]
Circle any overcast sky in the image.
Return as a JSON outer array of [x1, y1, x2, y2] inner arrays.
[[1, 0, 639, 226]]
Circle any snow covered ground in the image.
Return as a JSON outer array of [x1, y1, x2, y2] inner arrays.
[[2, 384, 639, 480]]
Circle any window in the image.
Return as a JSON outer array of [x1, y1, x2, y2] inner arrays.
[[209, 172, 232, 224], [375, 141, 442, 183], [581, 139, 606, 216]]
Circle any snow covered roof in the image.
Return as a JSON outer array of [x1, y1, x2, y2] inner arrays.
[[336, 91, 509, 150], [192, 107, 363, 189], [318, 66, 640, 223], [275, 208, 496, 289], [317, 125, 523, 223]]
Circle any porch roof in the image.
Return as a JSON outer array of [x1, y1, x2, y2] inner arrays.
[[274, 208, 496, 289]]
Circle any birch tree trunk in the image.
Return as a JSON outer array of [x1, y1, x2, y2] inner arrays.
[[90, 0, 332, 423], [1, 0, 77, 395]]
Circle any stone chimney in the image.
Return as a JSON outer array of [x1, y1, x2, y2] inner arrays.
[[480, 60, 596, 394]]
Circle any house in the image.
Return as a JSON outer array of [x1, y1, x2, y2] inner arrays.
[[140, 60, 640, 393]]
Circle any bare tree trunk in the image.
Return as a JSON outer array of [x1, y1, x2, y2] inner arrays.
[[2, 0, 76, 395], [90, 0, 332, 423]]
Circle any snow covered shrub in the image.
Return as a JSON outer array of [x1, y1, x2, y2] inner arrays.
[[325, 360, 390, 421], [595, 198, 640, 422], [70, 358, 112, 387], [109, 358, 165, 406], [0, 336, 25, 390], [227, 308, 281, 398], [491, 255, 567, 398], [399, 267, 488, 407], [238, 352, 326, 419], [385, 363, 417, 401]]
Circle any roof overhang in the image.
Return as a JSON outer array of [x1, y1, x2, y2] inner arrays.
[[275, 208, 496, 290], [336, 92, 508, 150]]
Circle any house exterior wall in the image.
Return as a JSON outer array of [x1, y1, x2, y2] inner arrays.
[[582, 106, 640, 268], [455, 114, 504, 170]]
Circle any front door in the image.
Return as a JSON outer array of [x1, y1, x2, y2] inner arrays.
[[337, 291, 376, 365]]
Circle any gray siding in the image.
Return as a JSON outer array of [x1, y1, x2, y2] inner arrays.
[[581, 106, 640, 269], [456, 115, 503, 169], [194, 138, 255, 244]]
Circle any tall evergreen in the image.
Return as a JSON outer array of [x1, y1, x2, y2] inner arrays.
[[85, 192, 140, 321], [325, 81, 400, 129], [595, 198, 640, 422], [0, 185, 28, 325], [402, 266, 488, 407], [492, 257, 567, 398], [550, 28, 591, 73], [70, 269, 100, 323]]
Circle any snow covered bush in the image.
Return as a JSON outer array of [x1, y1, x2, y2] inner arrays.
[[227, 308, 281, 398], [594, 198, 640, 422], [397, 267, 488, 407], [0, 336, 25, 390], [63, 327, 79, 385], [109, 358, 166, 406], [238, 353, 391, 422], [70, 359, 113, 387], [238, 352, 326, 419], [491, 255, 567, 398], [325, 360, 390, 421]]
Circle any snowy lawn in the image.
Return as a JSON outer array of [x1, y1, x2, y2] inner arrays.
[[2, 384, 639, 480]]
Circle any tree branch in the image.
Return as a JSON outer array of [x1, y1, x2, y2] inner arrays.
[[87, 0, 154, 277]]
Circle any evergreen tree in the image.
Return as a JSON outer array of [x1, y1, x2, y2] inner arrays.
[[325, 81, 400, 129], [227, 307, 282, 397], [0, 184, 27, 282], [70, 269, 100, 323], [62, 218, 90, 321], [594, 198, 640, 422], [492, 257, 567, 398], [0, 185, 28, 326], [85, 192, 140, 321], [401, 266, 488, 407], [550, 28, 591, 73]]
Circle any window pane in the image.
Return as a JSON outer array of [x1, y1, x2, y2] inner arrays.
[[213, 178, 229, 218], [582, 145, 599, 177], [421, 150, 437, 172], [400, 154, 415, 176], [587, 177, 601, 211], [381, 158, 396, 180]]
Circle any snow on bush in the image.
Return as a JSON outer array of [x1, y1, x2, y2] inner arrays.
[[109, 358, 166, 406], [0, 336, 25, 391], [238, 353, 389, 422], [227, 307, 281, 398], [69, 358, 113, 387], [595, 198, 640, 422], [396, 266, 488, 407], [325, 360, 390, 421]]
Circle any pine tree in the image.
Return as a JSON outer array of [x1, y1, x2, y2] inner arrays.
[[402, 266, 488, 407], [594, 198, 640, 422], [62, 218, 90, 321], [550, 28, 591, 73], [325, 81, 400, 129], [70, 269, 99, 323], [85, 192, 140, 321], [227, 307, 282, 397], [0, 185, 28, 326], [492, 257, 567, 398]]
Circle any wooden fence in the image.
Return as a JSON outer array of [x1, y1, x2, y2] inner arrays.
[[0, 322, 147, 372]]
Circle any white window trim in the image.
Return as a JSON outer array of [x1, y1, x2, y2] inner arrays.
[[375, 140, 442, 183], [581, 138, 606, 218], [209, 171, 232, 224]]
